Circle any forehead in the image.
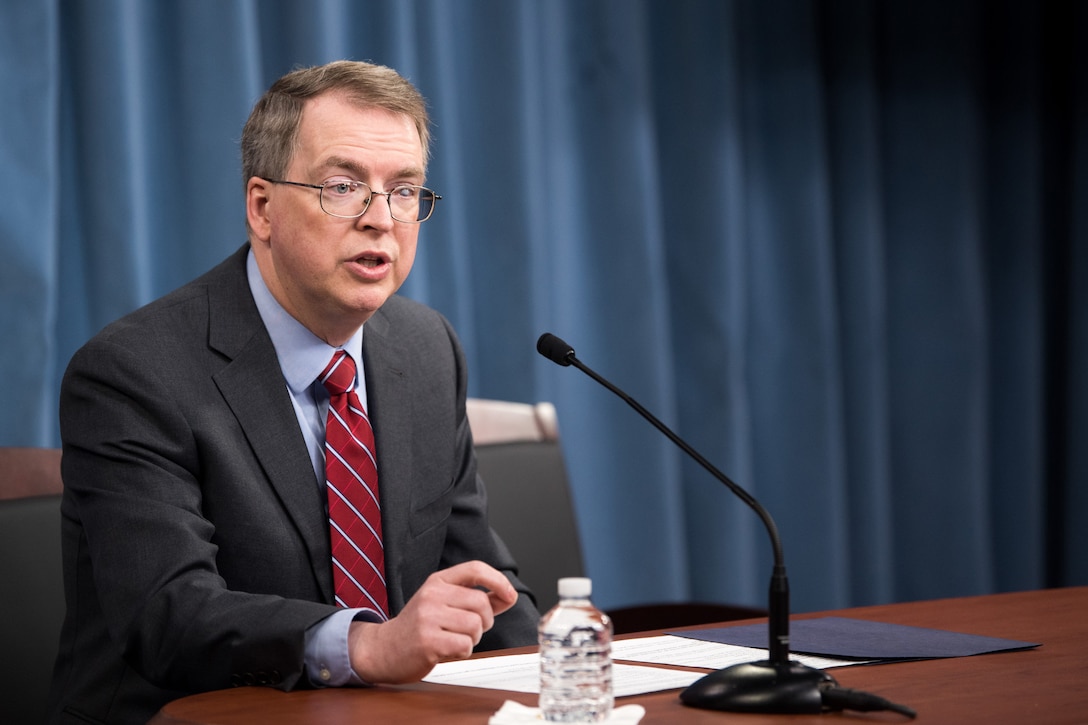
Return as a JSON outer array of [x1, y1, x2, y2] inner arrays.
[[293, 93, 424, 176]]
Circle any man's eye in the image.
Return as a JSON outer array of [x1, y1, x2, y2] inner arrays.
[[392, 186, 419, 199], [328, 182, 356, 196]]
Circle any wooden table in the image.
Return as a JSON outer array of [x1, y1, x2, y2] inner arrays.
[[152, 586, 1087, 724]]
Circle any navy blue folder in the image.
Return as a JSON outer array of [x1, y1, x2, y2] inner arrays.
[[671, 617, 1040, 661]]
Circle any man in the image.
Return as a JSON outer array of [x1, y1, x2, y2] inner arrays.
[[48, 61, 539, 724]]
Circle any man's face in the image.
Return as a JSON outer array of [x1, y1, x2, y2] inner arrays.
[[247, 93, 426, 345]]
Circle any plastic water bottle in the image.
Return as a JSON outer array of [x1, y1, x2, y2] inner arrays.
[[538, 577, 613, 722]]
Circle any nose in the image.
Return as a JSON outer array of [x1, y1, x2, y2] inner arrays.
[[356, 191, 395, 231]]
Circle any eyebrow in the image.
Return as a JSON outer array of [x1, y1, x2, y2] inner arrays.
[[320, 155, 425, 184]]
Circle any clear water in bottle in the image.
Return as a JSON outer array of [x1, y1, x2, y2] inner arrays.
[[538, 577, 613, 722]]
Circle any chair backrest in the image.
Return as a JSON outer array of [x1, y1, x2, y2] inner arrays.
[[466, 399, 585, 613], [0, 447, 64, 725]]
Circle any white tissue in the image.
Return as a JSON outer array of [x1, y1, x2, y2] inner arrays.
[[488, 700, 646, 724]]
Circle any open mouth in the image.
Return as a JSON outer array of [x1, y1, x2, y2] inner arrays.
[[356, 253, 388, 268]]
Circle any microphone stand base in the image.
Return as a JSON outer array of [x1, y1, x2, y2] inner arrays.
[[680, 660, 836, 714]]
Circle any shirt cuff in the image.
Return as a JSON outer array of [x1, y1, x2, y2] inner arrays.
[[303, 608, 384, 687]]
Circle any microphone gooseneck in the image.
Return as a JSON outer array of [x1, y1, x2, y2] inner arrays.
[[536, 333, 790, 663], [535, 332, 915, 718]]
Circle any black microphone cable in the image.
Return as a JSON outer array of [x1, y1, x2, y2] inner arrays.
[[820, 683, 917, 718]]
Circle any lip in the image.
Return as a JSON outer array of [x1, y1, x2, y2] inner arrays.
[[345, 251, 392, 280]]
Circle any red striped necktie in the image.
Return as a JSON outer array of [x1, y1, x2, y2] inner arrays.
[[320, 350, 388, 617]]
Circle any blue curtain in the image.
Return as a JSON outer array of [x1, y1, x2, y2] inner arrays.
[[2, 0, 1084, 614]]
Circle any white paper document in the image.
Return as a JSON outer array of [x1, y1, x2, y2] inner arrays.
[[424, 636, 865, 698], [611, 635, 867, 670], [424, 652, 703, 697]]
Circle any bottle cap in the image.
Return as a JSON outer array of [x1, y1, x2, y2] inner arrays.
[[557, 577, 592, 598]]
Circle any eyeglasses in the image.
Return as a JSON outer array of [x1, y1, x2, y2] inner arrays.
[[265, 178, 441, 223]]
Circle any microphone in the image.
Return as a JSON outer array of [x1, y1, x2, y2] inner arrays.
[[536, 332, 915, 718]]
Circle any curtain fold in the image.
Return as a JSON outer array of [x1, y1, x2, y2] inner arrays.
[[2, 0, 1084, 612], [0, 1, 60, 445]]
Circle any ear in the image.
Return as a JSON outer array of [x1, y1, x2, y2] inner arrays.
[[246, 177, 273, 244]]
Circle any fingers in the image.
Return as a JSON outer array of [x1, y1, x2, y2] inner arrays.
[[349, 603, 481, 683], [348, 562, 522, 684], [414, 580, 492, 643], [486, 587, 518, 616], [432, 560, 519, 615]]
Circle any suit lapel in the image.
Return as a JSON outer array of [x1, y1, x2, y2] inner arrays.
[[206, 248, 335, 602], [360, 309, 414, 613]]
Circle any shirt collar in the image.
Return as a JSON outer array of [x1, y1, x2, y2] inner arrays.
[[246, 248, 364, 394]]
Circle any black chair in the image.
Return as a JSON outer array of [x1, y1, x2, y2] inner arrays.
[[0, 447, 64, 725], [606, 601, 767, 635], [466, 399, 766, 629]]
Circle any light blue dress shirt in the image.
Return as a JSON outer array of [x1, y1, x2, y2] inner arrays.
[[246, 250, 380, 687]]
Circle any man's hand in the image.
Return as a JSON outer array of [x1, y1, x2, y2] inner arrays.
[[347, 560, 520, 684]]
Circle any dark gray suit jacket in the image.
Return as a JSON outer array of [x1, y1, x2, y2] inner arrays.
[[48, 245, 539, 724]]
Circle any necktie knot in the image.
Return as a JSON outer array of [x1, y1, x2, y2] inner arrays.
[[321, 350, 356, 397]]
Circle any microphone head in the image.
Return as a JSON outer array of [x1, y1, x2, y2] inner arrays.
[[536, 333, 575, 366]]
